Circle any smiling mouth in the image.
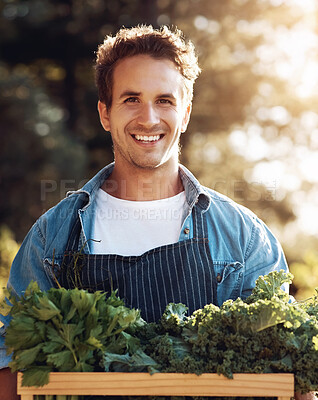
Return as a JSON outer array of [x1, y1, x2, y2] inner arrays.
[[132, 134, 163, 142]]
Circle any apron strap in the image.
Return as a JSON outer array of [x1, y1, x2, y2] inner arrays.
[[65, 213, 82, 253], [192, 203, 208, 239]]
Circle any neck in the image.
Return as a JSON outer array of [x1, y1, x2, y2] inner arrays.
[[103, 163, 184, 201]]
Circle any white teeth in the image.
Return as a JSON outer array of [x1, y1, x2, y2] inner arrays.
[[134, 135, 161, 142]]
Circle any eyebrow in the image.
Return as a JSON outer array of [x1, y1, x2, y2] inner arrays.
[[119, 91, 141, 99], [158, 93, 177, 100], [119, 91, 177, 100]]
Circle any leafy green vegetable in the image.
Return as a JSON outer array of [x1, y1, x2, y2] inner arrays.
[[246, 270, 293, 302], [4, 270, 318, 399], [4, 283, 146, 387], [135, 270, 318, 395], [103, 348, 159, 372]]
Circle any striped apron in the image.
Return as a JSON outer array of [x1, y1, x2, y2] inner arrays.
[[59, 204, 217, 322]]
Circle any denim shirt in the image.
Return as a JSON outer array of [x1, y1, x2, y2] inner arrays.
[[0, 163, 289, 368]]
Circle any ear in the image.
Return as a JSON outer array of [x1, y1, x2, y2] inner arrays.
[[181, 103, 192, 133], [98, 101, 111, 132]]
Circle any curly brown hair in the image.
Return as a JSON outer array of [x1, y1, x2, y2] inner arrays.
[[95, 25, 201, 109]]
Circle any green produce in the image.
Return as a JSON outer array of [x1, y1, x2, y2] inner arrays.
[[3, 270, 318, 399], [1, 282, 149, 388], [134, 271, 318, 397]]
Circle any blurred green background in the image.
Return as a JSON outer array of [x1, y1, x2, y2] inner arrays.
[[1, 0, 318, 301]]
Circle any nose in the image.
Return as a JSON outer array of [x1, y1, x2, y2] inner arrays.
[[136, 102, 160, 128]]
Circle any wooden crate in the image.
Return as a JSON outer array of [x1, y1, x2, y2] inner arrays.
[[17, 372, 294, 400]]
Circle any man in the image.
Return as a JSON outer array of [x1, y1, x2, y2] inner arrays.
[[1, 24, 309, 399]]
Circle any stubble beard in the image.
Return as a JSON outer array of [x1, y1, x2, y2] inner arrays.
[[113, 124, 181, 171]]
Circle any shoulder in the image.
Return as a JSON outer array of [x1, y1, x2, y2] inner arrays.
[[37, 191, 87, 230], [203, 186, 258, 224], [37, 163, 114, 232], [201, 186, 274, 257], [203, 186, 285, 259], [179, 164, 258, 224]]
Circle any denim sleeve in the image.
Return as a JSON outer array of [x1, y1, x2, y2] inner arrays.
[[0, 325, 12, 369], [241, 216, 289, 300], [0, 220, 54, 369]]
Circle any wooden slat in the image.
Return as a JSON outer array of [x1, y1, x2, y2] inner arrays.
[[17, 372, 294, 397]]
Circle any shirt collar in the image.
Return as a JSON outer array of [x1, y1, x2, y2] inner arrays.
[[68, 162, 210, 211], [179, 164, 211, 211], [66, 163, 115, 209]]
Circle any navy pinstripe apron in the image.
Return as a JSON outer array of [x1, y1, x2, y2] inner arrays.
[[59, 204, 216, 322]]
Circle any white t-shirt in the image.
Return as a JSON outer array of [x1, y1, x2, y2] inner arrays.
[[91, 189, 188, 256]]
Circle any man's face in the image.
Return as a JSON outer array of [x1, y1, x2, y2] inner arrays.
[[98, 54, 191, 172]]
